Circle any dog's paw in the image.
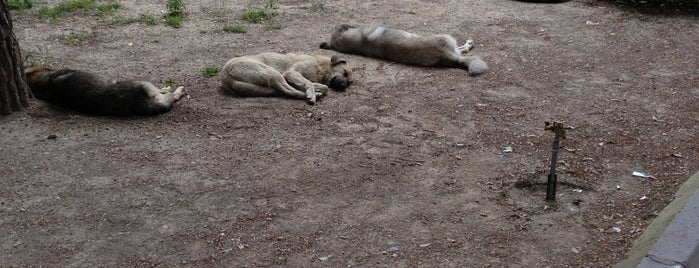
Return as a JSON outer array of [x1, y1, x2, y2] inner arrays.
[[313, 83, 330, 94], [174, 86, 186, 94], [458, 40, 474, 53], [173, 86, 187, 100]]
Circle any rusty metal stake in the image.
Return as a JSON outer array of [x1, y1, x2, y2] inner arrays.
[[544, 122, 572, 201]]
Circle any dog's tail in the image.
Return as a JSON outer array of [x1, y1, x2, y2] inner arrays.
[[462, 56, 488, 76]]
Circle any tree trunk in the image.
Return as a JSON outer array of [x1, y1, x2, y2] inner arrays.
[[0, 0, 31, 115]]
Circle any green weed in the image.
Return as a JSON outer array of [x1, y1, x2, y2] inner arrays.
[[201, 66, 220, 77], [62, 30, 94, 46], [242, 0, 275, 23], [37, 0, 120, 19], [8, 0, 33, 10], [311, 2, 324, 12], [265, 21, 282, 30], [223, 22, 247, 33], [166, 0, 187, 17], [164, 15, 183, 28], [139, 14, 158, 25], [165, 78, 176, 88]]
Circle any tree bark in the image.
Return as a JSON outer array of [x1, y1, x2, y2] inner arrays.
[[0, 0, 31, 115]]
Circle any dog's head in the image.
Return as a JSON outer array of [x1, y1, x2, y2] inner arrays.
[[320, 24, 355, 49], [24, 66, 56, 99], [328, 55, 352, 90]]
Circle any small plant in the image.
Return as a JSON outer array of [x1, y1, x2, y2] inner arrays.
[[164, 15, 182, 28], [164, 0, 186, 28], [166, 0, 187, 17], [223, 22, 247, 33], [242, 9, 270, 23], [95, 3, 120, 17], [265, 21, 282, 30], [62, 30, 94, 46], [8, 0, 33, 10], [311, 2, 324, 12], [201, 66, 220, 77], [139, 14, 158, 25], [242, 0, 275, 23], [165, 78, 176, 88]]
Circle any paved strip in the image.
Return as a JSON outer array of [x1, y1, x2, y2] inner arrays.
[[616, 171, 699, 268]]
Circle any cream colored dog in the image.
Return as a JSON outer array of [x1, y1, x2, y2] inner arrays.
[[320, 25, 488, 76], [220, 52, 352, 104]]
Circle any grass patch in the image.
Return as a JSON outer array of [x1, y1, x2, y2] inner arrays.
[[111, 14, 159, 25], [163, 0, 186, 28], [62, 30, 94, 46], [165, 78, 176, 88], [242, 0, 275, 23], [8, 0, 33, 10], [265, 21, 282, 30], [201, 66, 220, 77], [311, 2, 325, 12], [164, 15, 183, 28], [37, 0, 120, 19], [138, 14, 158, 25], [223, 22, 247, 33], [166, 0, 187, 17]]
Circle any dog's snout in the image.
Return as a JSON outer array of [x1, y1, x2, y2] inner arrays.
[[329, 76, 348, 90]]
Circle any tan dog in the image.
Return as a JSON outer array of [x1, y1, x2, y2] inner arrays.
[[220, 52, 352, 104], [24, 66, 186, 116], [320, 25, 488, 76]]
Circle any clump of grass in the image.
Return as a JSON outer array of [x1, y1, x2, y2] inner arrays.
[[111, 13, 159, 25], [164, 16, 182, 28], [265, 21, 282, 30], [165, 78, 176, 88], [138, 14, 158, 25], [8, 0, 33, 10], [163, 0, 186, 28], [38, 0, 120, 19], [201, 66, 220, 77], [242, 0, 275, 23], [166, 0, 187, 17], [223, 22, 247, 33], [311, 2, 324, 12], [62, 30, 94, 46]]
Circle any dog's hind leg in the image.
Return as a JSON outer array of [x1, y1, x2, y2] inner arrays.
[[456, 39, 474, 54], [141, 82, 185, 115]]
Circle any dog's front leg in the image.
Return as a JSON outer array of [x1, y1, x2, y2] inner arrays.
[[283, 71, 324, 104]]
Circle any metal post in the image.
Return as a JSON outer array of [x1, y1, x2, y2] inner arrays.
[[544, 122, 572, 201]]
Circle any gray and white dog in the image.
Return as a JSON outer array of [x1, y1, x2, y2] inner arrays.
[[321, 25, 488, 76]]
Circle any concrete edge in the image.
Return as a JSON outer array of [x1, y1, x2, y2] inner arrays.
[[615, 170, 699, 268]]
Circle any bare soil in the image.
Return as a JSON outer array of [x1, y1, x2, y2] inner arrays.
[[2, 0, 698, 267]]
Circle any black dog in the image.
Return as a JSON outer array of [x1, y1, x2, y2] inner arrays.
[[24, 67, 186, 116]]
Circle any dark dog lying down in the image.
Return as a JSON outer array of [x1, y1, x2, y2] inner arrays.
[[24, 67, 186, 116]]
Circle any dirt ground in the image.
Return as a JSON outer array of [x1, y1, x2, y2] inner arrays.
[[2, 0, 698, 267]]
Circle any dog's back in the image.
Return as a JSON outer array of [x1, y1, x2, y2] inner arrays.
[[24, 67, 167, 116]]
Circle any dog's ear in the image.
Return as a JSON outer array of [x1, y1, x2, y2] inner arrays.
[[330, 55, 347, 66], [320, 42, 332, 49]]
